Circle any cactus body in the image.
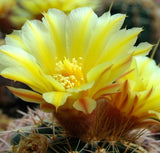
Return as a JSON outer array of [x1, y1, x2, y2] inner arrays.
[[10, 123, 148, 153]]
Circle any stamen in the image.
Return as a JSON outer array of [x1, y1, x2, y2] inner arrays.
[[53, 57, 84, 89]]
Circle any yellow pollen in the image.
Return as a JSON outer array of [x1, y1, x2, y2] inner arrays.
[[53, 57, 84, 89]]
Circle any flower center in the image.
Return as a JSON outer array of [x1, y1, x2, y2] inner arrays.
[[53, 57, 84, 89]]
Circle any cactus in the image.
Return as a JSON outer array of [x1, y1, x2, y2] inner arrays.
[[0, 5, 160, 153], [0, 109, 156, 153], [103, 0, 160, 44], [0, 111, 12, 132], [10, 122, 149, 153]]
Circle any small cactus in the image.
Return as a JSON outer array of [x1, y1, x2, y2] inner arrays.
[[0, 109, 156, 153], [10, 123, 149, 153]]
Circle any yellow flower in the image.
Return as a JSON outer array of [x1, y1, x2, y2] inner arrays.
[[92, 56, 160, 141], [10, 0, 100, 28], [117, 56, 160, 120], [0, 8, 152, 138]]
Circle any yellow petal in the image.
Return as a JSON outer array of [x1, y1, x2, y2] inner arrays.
[[1, 68, 46, 93], [135, 56, 158, 79], [0, 45, 56, 92], [148, 110, 160, 121], [73, 97, 96, 114], [42, 9, 67, 60], [83, 13, 126, 72], [87, 61, 112, 83], [22, 20, 57, 74], [98, 28, 142, 64], [109, 54, 132, 82], [0, 45, 37, 68], [6, 30, 28, 51], [67, 7, 97, 59], [45, 75, 65, 92], [42, 92, 71, 110], [10, 5, 32, 26], [19, 0, 40, 15], [150, 70, 160, 87], [92, 83, 120, 99], [91, 54, 132, 95], [61, 0, 100, 11], [117, 58, 138, 82], [132, 42, 153, 56], [7, 86, 44, 103], [67, 81, 94, 93]]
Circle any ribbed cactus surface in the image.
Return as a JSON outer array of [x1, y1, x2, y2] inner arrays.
[[10, 122, 146, 153]]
